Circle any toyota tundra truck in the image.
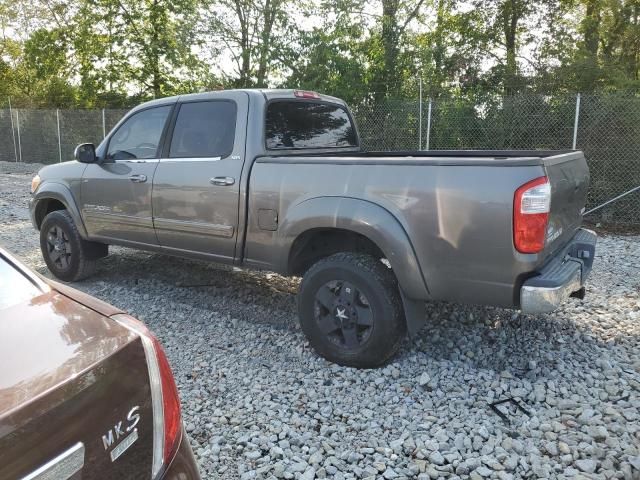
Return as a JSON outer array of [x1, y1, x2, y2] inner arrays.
[[29, 89, 596, 368]]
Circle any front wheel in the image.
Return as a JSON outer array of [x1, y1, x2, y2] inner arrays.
[[40, 210, 107, 282], [298, 252, 406, 368]]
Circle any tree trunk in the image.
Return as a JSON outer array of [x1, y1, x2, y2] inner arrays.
[[502, 0, 518, 94], [583, 0, 601, 57], [150, 0, 161, 98], [581, 0, 601, 90], [234, 0, 251, 87], [433, 0, 446, 94], [373, 0, 400, 102], [256, 0, 278, 87]]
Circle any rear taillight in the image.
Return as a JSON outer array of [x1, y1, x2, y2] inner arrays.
[[514, 176, 551, 253], [112, 314, 182, 478], [293, 89, 320, 99]]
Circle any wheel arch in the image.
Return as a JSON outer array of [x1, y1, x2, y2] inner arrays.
[[279, 196, 429, 301], [32, 182, 88, 237]]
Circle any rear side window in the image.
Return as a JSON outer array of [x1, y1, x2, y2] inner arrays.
[[265, 101, 357, 149], [169, 101, 237, 158]]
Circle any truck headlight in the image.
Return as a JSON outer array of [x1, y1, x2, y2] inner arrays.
[[31, 174, 41, 194]]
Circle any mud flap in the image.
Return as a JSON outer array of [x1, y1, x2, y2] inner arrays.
[[400, 291, 428, 338]]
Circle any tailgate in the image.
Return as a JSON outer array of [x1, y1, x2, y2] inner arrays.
[[0, 292, 154, 480], [543, 151, 590, 257]]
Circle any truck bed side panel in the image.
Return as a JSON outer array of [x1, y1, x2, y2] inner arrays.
[[246, 160, 547, 308]]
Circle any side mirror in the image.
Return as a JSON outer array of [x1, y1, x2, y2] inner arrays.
[[74, 143, 97, 163]]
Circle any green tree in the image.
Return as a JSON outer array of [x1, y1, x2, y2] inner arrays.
[[201, 0, 293, 87], [77, 0, 203, 100], [285, 2, 371, 104]]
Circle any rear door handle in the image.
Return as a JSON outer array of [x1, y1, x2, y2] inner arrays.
[[129, 174, 147, 183], [210, 176, 235, 186]]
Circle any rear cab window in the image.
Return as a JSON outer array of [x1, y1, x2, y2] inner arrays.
[[0, 256, 43, 310], [265, 101, 357, 150]]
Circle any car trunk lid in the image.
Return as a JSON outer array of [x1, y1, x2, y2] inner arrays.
[[0, 290, 154, 480]]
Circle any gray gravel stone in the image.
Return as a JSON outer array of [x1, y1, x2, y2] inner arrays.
[[428, 451, 445, 465], [575, 458, 598, 473], [3, 162, 639, 480]]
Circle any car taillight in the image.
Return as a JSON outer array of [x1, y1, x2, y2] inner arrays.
[[514, 176, 551, 254], [293, 90, 320, 99], [112, 314, 182, 478]]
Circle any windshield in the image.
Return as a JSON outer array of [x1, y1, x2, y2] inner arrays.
[[0, 256, 42, 310]]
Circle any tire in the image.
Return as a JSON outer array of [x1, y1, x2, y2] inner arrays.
[[40, 210, 106, 281], [298, 252, 406, 368]]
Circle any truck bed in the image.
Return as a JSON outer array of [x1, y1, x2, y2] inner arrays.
[[249, 149, 589, 308]]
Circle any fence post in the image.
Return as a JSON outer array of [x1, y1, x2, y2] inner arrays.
[[102, 108, 106, 138], [16, 109, 22, 163], [425, 98, 432, 151], [572, 93, 581, 150], [56, 109, 62, 163], [418, 77, 423, 150], [8, 98, 18, 162]]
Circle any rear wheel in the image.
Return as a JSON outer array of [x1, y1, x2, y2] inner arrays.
[[298, 252, 406, 368], [40, 210, 107, 281]]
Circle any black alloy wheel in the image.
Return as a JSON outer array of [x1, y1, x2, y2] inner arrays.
[[298, 252, 406, 368]]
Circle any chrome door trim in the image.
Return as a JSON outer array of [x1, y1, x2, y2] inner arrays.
[[154, 218, 234, 238], [159, 157, 222, 163], [21, 443, 85, 480], [82, 211, 155, 229], [114, 159, 160, 164]]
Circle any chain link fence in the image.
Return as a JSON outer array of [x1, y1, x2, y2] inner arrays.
[[1, 94, 639, 225], [0, 108, 127, 164]]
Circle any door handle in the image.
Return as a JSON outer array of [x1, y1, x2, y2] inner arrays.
[[129, 174, 147, 183], [210, 176, 235, 186]]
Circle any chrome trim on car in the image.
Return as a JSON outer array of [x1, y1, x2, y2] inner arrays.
[[153, 218, 234, 238], [82, 211, 155, 230], [114, 159, 160, 164], [159, 157, 222, 163], [520, 269, 582, 314], [20, 443, 84, 480]]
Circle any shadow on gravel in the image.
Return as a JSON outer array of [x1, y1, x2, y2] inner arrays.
[[405, 298, 639, 384], [39, 246, 638, 382], [85, 247, 300, 324]]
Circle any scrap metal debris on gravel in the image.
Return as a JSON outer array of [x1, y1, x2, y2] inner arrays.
[[1, 161, 639, 480]]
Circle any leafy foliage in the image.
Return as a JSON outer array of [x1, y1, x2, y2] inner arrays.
[[2, 0, 640, 107]]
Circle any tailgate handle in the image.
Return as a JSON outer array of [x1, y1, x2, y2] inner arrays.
[[21, 442, 85, 480]]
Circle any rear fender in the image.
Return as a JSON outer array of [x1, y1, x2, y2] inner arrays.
[[278, 196, 430, 301]]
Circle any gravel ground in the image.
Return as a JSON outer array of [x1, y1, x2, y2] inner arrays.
[[1, 160, 639, 480]]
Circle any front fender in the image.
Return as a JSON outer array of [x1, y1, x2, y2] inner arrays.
[[278, 196, 430, 301], [30, 182, 88, 238]]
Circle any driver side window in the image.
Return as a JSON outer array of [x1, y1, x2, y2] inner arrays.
[[107, 106, 171, 160]]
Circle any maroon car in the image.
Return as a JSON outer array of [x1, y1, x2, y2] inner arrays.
[[0, 248, 200, 480]]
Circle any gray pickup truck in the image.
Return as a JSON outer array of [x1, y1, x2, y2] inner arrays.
[[29, 89, 596, 367]]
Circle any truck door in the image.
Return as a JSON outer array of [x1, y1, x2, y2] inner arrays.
[[152, 92, 248, 261], [81, 105, 173, 245]]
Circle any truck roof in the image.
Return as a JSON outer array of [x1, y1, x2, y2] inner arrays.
[[130, 89, 347, 113]]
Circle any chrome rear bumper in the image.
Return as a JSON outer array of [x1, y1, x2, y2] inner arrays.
[[520, 228, 597, 314]]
